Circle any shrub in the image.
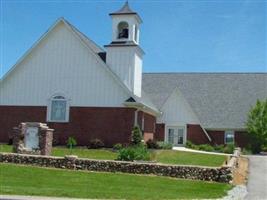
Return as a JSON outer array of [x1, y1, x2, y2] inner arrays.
[[185, 141, 194, 148], [8, 138, 13, 145], [66, 137, 77, 154], [223, 144, 235, 154], [113, 143, 123, 151], [214, 144, 224, 152], [198, 144, 214, 152], [146, 139, 159, 149], [131, 126, 142, 145], [157, 142, 173, 149], [88, 138, 104, 149], [66, 137, 77, 148], [117, 145, 150, 161], [242, 148, 252, 155]]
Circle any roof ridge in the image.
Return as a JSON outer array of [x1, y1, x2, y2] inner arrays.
[[63, 18, 105, 53]]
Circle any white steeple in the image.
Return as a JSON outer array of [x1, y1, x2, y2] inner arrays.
[[105, 2, 144, 97]]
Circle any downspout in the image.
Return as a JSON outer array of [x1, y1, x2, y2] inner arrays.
[[200, 125, 212, 142]]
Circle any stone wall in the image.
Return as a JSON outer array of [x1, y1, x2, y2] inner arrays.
[[0, 152, 233, 183]]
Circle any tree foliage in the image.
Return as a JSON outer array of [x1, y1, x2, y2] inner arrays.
[[131, 126, 142, 145], [246, 99, 267, 152]]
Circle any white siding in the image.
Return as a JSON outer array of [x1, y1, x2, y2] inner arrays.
[[0, 22, 129, 107], [158, 88, 200, 126], [133, 53, 142, 97], [106, 46, 142, 97]]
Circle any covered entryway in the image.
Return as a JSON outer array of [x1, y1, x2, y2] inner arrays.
[[166, 126, 186, 146]]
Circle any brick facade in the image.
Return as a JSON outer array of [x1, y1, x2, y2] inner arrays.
[[137, 111, 156, 141], [155, 123, 165, 141], [187, 124, 211, 144], [187, 124, 249, 147], [0, 106, 155, 147]]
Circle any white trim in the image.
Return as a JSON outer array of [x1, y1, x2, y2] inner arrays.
[[46, 93, 70, 123], [165, 125, 187, 146]]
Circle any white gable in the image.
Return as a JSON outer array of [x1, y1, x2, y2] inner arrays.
[[158, 88, 200, 125], [0, 20, 129, 107]]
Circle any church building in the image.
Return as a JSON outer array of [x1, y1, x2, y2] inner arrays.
[[0, 2, 266, 147]]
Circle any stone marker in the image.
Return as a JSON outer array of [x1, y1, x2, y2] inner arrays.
[[13, 122, 54, 155]]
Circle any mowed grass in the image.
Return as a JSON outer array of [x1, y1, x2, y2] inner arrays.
[[0, 144, 227, 167], [0, 163, 231, 199], [153, 150, 227, 167], [52, 146, 117, 160]]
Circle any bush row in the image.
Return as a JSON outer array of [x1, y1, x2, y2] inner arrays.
[[186, 141, 235, 154]]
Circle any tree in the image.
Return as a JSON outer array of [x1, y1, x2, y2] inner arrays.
[[246, 99, 267, 153], [131, 126, 142, 145]]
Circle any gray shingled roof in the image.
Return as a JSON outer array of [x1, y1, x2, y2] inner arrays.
[[142, 73, 267, 129]]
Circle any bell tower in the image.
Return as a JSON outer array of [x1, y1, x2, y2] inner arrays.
[[105, 2, 144, 97]]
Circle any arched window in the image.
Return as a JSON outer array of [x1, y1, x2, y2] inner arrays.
[[117, 21, 129, 39], [47, 95, 69, 122]]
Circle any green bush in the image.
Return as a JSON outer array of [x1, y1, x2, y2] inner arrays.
[[198, 144, 215, 152], [223, 144, 235, 154], [185, 141, 194, 148], [88, 138, 104, 149], [113, 143, 123, 151], [131, 126, 142, 145], [214, 144, 224, 152], [157, 142, 173, 149], [242, 148, 252, 155], [117, 145, 150, 161], [146, 139, 159, 149], [66, 137, 77, 148]]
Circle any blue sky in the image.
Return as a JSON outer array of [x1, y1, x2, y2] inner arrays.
[[0, 0, 266, 77]]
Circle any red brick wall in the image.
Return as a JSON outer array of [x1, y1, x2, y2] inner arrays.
[[143, 113, 156, 134], [187, 124, 211, 144], [137, 111, 156, 139], [187, 124, 249, 147], [207, 130, 225, 145], [0, 106, 137, 147], [155, 123, 165, 141]]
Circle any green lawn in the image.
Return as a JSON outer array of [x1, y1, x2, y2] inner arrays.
[[153, 150, 226, 167], [52, 146, 117, 160], [0, 144, 12, 152], [0, 144, 227, 167], [0, 163, 231, 199]]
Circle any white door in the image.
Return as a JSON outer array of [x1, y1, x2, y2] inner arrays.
[[25, 127, 39, 150], [166, 126, 185, 146]]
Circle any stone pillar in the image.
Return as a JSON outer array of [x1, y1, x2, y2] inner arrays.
[[12, 122, 54, 156]]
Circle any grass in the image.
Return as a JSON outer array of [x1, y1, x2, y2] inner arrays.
[[0, 163, 232, 199], [0, 144, 12, 152], [0, 144, 227, 167], [152, 150, 227, 167], [52, 146, 117, 160]]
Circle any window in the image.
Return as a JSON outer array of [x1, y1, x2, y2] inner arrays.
[[168, 129, 174, 144], [117, 21, 129, 39], [47, 95, 69, 122], [225, 130, 235, 144]]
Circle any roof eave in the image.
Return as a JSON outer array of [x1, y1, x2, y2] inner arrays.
[[124, 102, 161, 116]]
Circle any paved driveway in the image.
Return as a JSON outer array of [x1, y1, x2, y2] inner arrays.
[[245, 155, 267, 200]]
